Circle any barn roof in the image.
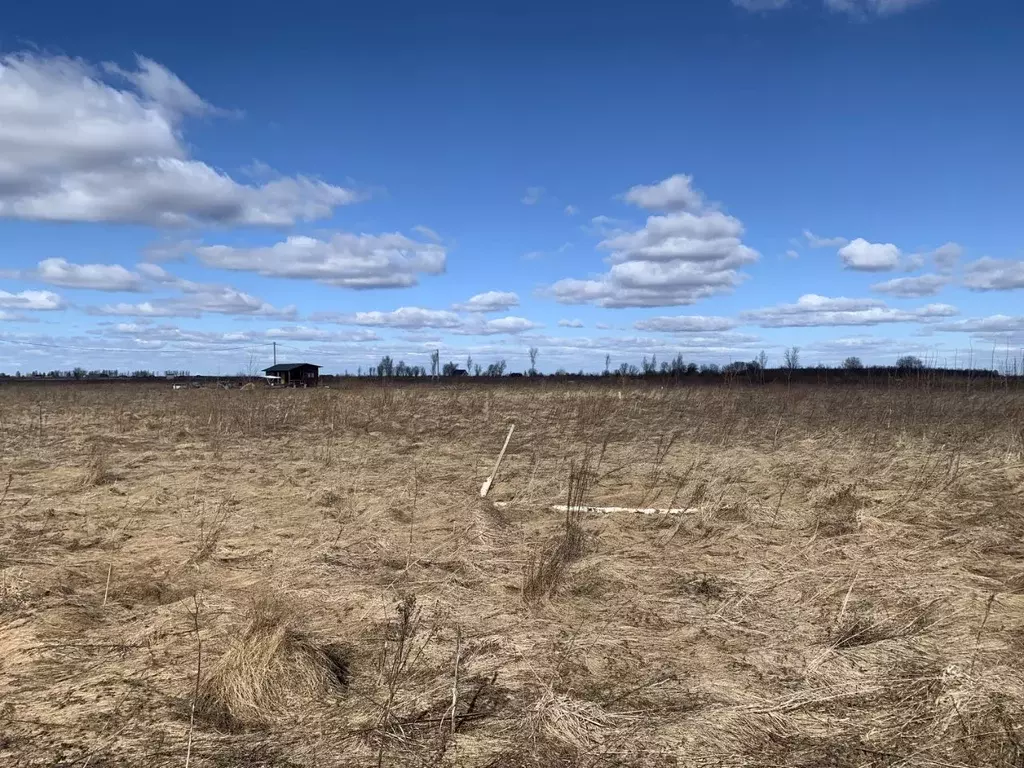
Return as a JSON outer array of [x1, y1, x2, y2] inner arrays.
[[263, 363, 321, 373]]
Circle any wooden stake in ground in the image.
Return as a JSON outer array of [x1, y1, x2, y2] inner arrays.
[[479, 424, 515, 498], [102, 563, 113, 607]]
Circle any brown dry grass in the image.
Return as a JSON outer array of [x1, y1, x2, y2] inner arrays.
[[1, 379, 1024, 766]]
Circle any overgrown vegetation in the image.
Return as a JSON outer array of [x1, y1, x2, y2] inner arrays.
[[1, 379, 1023, 766]]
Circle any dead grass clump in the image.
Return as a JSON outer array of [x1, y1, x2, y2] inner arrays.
[[829, 600, 938, 649], [116, 562, 199, 608], [313, 487, 342, 508], [668, 571, 730, 601], [80, 447, 114, 488], [812, 484, 864, 537], [930, 665, 1024, 766], [188, 502, 232, 564], [195, 594, 349, 730], [524, 687, 618, 754]]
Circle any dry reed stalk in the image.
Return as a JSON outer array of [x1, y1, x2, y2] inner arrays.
[[522, 455, 593, 603]]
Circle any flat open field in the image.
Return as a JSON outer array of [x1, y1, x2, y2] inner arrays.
[[2, 381, 1024, 767]]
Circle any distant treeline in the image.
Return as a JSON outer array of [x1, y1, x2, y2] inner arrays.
[[2, 355, 1021, 388]]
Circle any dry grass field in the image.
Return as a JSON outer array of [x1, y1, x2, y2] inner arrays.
[[2, 380, 1024, 767]]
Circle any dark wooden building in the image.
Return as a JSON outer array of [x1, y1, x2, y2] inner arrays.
[[263, 363, 321, 387]]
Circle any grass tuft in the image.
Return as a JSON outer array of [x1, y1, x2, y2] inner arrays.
[[195, 593, 349, 730]]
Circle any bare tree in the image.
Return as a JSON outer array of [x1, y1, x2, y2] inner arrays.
[[756, 350, 768, 370], [528, 347, 539, 376], [430, 349, 440, 378], [466, 355, 473, 374], [843, 356, 864, 370], [604, 354, 611, 376], [784, 347, 800, 370], [244, 350, 260, 380]]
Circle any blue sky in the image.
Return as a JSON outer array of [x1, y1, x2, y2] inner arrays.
[[1, 0, 1023, 374]]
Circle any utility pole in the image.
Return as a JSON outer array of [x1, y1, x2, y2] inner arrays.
[[273, 341, 277, 366]]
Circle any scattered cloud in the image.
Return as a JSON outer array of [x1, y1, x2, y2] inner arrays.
[[803, 230, 849, 249], [523, 242, 571, 261], [196, 232, 446, 289], [933, 314, 1024, 350], [564, 205, 579, 216], [825, 0, 933, 16], [263, 326, 379, 342], [839, 238, 902, 271], [521, 186, 545, 205], [32, 258, 147, 292], [322, 308, 462, 330], [452, 291, 520, 313], [935, 315, 1024, 334], [584, 215, 629, 237], [412, 225, 442, 243], [314, 306, 540, 336], [742, 294, 957, 327], [963, 257, 1024, 291], [99, 322, 378, 348], [930, 242, 963, 272], [0, 53, 361, 226], [514, 331, 763, 361], [622, 173, 703, 212], [633, 315, 738, 333], [558, 319, 584, 328], [550, 175, 759, 308], [732, 0, 790, 10], [785, 249, 800, 260], [454, 316, 542, 336], [871, 274, 950, 298], [142, 238, 200, 263], [0, 289, 66, 311], [89, 286, 295, 319]]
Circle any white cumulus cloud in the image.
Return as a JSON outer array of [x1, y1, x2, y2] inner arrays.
[[622, 173, 703, 212], [319, 308, 463, 330], [634, 315, 739, 333], [457, 316, 542, 336], [0, 289, 66, 311], [963, 258, 1024, 291], [742, 294, 957, 327], [558, 319, 584, 328], [90, 286, 294, 319], [839, 238, 902, 271], [196, 232, 446, 289], [452, 291, 520, 313], [930, 242, 963, 272], [871, 274, 949, 298], [34, 258, 147, 292], [549, 181, 759, 308], [0, 53, 360, 226]]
